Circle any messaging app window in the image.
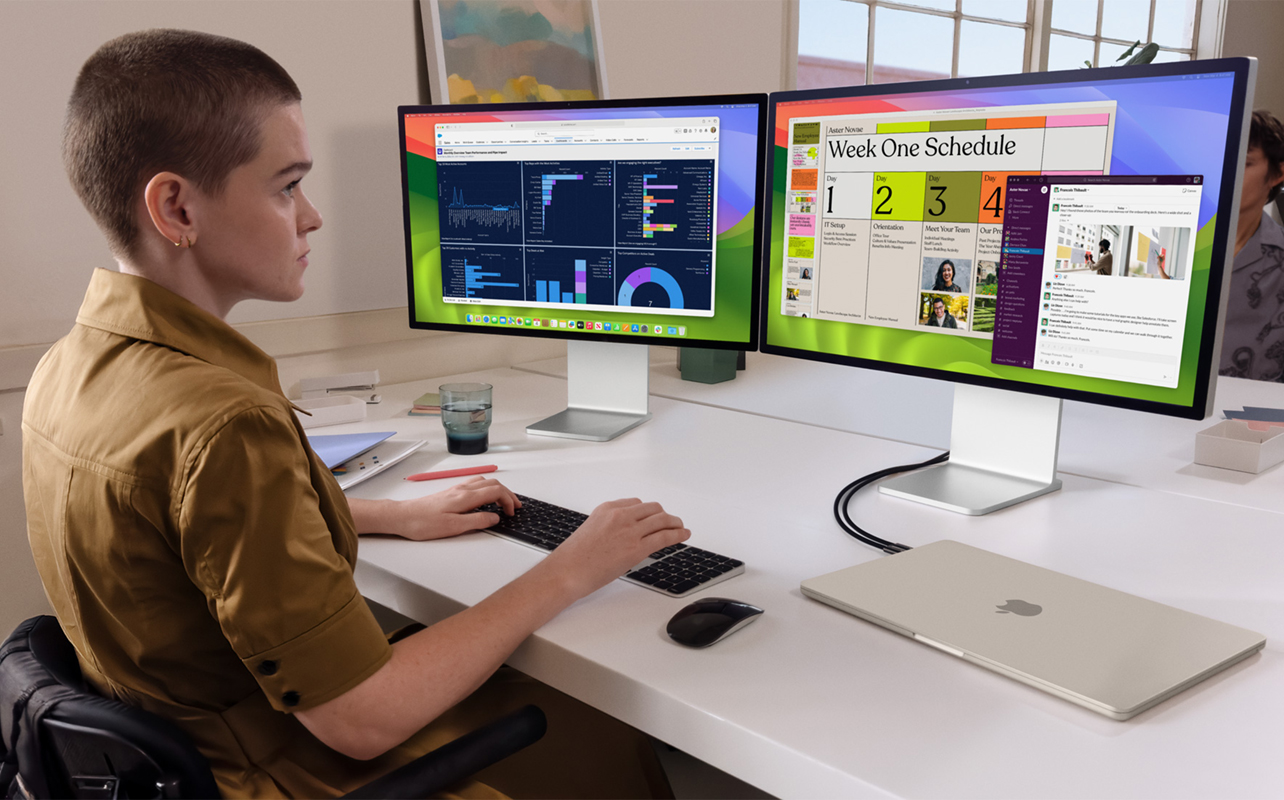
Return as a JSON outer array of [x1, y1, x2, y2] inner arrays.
[[993, 175, 1203, 388]]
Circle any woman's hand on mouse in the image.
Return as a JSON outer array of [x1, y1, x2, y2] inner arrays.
[[545, 498, 690, 598]]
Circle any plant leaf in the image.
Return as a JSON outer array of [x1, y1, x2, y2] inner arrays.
[[1125, 42, 1161, 65], [1118, 40, 1141, 61]]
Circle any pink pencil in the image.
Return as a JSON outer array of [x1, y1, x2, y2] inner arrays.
[[404, 464, 499, 482]]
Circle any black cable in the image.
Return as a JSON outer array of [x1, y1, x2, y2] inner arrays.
[[832, 451, 950, 554]]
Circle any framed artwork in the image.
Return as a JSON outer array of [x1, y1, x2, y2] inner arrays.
[[419, 0, 609, 104]]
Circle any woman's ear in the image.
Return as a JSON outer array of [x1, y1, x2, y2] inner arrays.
[[142, 172, 199, 248]]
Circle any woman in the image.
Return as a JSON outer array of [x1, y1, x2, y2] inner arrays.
[[23, 29, 681, 798], [932, 259, 962, 292], [1220, 110, 1284, 381]]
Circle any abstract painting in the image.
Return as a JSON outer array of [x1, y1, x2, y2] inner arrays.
[[421, 0, 608, 104]]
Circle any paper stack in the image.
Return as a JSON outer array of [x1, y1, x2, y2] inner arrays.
[[408, 391, 441, 416]]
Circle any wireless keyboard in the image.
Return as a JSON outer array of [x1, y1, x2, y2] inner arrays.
[[479, 494, 744, 598]]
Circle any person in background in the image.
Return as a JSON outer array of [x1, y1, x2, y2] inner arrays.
[[1221, 110, 1284, 381], [1094, 240, 1114, 276], [23, 29, 682, 798]]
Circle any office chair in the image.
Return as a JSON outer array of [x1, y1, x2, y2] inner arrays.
[[0, 616, 546, 799]]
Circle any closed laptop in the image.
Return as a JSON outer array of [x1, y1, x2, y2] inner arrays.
[[801, 540, 1265, 720]]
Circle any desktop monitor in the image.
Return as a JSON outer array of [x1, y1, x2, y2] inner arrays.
[[399, 95, 767, 441], [762, 59, 1256, 514]]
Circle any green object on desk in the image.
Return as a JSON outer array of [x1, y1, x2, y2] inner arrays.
[[679, 348, 738, 384]]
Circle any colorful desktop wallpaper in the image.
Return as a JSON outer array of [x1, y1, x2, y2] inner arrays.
[[403, 102, 763, 345], [765, 67, 1243, 409]]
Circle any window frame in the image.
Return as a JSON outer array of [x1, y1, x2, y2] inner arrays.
[[788, 0, 1227, 88]]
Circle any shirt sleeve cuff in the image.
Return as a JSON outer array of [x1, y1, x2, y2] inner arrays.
[[240, 592, 393, 713]]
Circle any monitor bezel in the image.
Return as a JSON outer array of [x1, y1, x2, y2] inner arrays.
[[398, 93, 769, 353], [759, 58, 1255, 421]]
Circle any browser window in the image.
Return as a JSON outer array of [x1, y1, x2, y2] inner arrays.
[[432, 116, 721, 318]]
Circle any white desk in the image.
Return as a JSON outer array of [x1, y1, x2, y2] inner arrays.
[[342, 366, 1283, 799], [517, 351, 1284, 515]]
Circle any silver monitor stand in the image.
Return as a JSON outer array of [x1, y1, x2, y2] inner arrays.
[[527, 339, 652, 442], [880, 383, 1063, 515]]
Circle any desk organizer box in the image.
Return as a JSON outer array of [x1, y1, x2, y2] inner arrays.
[[1194, 420, 1284, 474]]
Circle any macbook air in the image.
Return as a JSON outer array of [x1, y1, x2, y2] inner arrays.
[[801, 540, 1265, 720]]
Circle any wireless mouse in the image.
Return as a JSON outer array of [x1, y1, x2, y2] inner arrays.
[[666, 598, 764, 648]]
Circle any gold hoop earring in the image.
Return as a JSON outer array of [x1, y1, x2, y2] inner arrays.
[[185, 235, 196, 249]]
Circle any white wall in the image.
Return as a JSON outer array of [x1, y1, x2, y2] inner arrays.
[[599, 0, 792, 98], [0, 0, 791, 636], [1222, 0, 1284, 116]]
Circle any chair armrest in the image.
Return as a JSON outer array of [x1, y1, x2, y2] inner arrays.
[[342, 704, 547, 799]]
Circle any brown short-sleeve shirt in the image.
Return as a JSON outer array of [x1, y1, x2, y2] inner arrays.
[[22, 270, 398, 796]]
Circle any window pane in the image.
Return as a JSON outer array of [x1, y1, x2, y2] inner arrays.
[[1149, 49, 1190, 63], [958, 21, 1026, 77], [1051, 0, 1098, 35], [1151, 0, 1196, 48], [798, 0, 869, 89], [1047, 33, 1095, 71], [872, 7, 953, 83], [1097, 39, 1133, 66], [962, 0, 1028, 23], [1100, 0, 1150, 44]]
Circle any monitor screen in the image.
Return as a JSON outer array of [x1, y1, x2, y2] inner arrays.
[[399, 95, 767, 349], [762, 60, 1254, 418]]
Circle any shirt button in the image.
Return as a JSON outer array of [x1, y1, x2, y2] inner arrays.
[[282, 691, 300, 707], [258, 660, 278, 676]]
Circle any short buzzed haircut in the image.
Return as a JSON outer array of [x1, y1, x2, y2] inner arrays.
[[1248, 109, 1284, 203], [63, 29, 302, 258]]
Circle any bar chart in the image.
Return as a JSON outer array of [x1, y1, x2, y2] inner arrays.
[[642, 174, 678, 238], [616, 161, 715, 249], [526, 248, 614, 306], [523, 162, 614, 247], [440, 246, 524, 302]]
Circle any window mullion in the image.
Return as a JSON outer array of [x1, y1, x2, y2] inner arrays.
[[866, 0, 877, 85], [1094, 0, 1104, 66], [952, 0, 962, 78]]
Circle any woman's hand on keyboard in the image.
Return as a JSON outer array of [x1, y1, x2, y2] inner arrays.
[[547, 498, 690, 597], [350, 477, 521, 540]]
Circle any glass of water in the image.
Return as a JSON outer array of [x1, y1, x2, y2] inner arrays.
[[439, 382, 493, 455]]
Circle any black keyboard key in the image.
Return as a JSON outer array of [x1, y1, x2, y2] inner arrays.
[[670, 580, 699, 594]]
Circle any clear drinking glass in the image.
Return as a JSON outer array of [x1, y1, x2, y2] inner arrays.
[[439, 382, 493, 455]]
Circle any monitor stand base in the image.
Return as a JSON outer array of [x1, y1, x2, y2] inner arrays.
[[526, 408, 652, 442], [880, 463, 1062, 516], [880, 383, 1063, 516], [527, 340, 651, 442]]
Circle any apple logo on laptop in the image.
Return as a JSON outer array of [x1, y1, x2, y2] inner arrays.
[[996, 599, 1042, 616]]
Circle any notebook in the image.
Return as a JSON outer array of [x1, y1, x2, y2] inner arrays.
[[801, 540, 1265, 720], [306, 431, 396, 469]]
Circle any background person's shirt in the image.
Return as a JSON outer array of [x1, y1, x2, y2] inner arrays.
[[1220, 213, 1284, 381], [1095, 252, 1114, 276]]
